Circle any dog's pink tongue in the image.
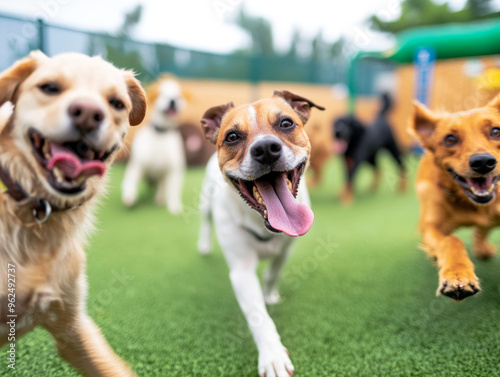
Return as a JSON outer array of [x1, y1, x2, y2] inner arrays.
[[255, 174, 314, 237], [47, 144, 106, 180]]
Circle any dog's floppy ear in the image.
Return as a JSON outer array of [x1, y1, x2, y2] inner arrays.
[[201, 102, 234, 144], [410, 101, 439, 147], [487, 94, 500, 112], [0, 50, 46, 106], [273, 90, 325, 124], [123, 71, 147, 126]]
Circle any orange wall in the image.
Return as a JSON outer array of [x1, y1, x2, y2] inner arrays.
[[123, 55, 500, 161], [392, 55, 500, 148]]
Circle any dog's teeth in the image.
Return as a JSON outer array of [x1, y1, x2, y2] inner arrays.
[[98, 151, 105, 160], [43, 140, 51, 159], [253, 185, 263, 202], [470, 185, 494, 196], [53, 167, 64, 183], [264, 210, 268, 219], [75, 176, 86, 185], [287, 178, 292, 193]]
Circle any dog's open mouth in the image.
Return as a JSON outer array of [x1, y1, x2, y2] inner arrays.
[[448, 168, 499, 204], [228, 162, 314, 237], [29, 128, 115, 195]]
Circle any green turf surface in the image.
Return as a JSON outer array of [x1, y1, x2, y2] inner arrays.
[[2, 154, 500, 376]]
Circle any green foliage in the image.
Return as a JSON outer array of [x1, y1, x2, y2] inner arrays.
[[234, 8, 275, 55], [370, 0, 500, 34], [85, 4, 153, 82], [118, 4, 143, 38]]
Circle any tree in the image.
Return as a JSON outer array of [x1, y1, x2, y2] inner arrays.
[[370, 0, 500, 34], [87, 4, 151, 81], [234, 8, 275, 55], [286, 29, 301, 59], [118, 4, 143, 38]]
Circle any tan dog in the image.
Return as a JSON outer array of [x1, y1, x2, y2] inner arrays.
[[198, 91, 324, 376], [411, 96, 500, 300], [0, 51, 146, 376]]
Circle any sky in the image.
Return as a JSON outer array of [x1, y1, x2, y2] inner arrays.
[[0, 0, 498, 54]]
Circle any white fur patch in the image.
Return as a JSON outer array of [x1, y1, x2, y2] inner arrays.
[[248, 105, 258, 130], [0, 101, 14, 131]]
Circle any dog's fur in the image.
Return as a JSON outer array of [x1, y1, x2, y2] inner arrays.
[[198, 90, 324, 377], [410, 96, 500, 300], [0, 51, 146, 376], [122, 74, 186, 213], [334, 93, 406, 203]]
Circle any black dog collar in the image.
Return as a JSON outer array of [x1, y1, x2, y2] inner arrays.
[[153, 125, 178, 134], [0, 166, 69, 224]]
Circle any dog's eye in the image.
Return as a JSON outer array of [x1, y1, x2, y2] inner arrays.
[[490, 127, 500, 139], [225, 132, 240, 144], [280, 119, 294, 129], [444, 134, 458, 147], [38, 83, 60, 95], [110, 98, 125, 110]]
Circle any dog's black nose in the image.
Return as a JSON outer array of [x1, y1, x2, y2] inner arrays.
[[251, 139, 282, 164], [469, 153, 497, 174], [68, 100, 105, 133], [169, 99, 177, 110]]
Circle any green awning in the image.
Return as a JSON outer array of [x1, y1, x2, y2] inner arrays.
[[387, 18, 500, 63]]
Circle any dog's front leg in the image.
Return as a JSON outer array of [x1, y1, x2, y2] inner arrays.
[[263, 245, 292, 305], [121, 160, 142, 207], [473, 226, 496, 259], [48, 312, 136, 377], [165, 167, 184, 214], [229, 260, 294, 377], [421, 224, 480, 300], [44, 269, 136, 377]]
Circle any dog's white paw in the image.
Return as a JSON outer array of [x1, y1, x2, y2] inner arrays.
[[264, 290, 281, 305], [122, 194, 136, 207], [197, 240, 212, 255], [168, 202, 183, 215], [258, 345, 294, 377]]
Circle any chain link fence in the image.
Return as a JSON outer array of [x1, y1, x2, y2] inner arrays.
[[0, 11, 391, 94]]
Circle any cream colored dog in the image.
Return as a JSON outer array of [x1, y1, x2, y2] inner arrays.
[[122, 75, 186, 214], [0, 51, 146, 376]]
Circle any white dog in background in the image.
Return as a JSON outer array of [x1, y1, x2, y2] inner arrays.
[[122, 75, 186, 214]]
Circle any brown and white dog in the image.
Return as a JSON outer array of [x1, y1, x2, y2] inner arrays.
[[122, 74, 186, 213], [0, 51, 146, 376], [198, 91, 324, 377], [411, 96, 500, 301]]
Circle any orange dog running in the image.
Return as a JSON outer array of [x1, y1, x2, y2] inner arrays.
[[411, 97, 500, 300]]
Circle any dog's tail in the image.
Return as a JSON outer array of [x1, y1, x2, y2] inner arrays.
[[378, 92, 393, 116]]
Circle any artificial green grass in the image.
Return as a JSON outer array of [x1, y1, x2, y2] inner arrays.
[[2, 154, 500, 376]]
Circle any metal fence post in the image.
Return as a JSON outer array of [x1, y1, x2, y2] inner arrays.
[[37, 18, 45, 53]]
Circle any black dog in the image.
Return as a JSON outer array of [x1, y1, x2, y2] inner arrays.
[[333, 93, 406, 203]]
